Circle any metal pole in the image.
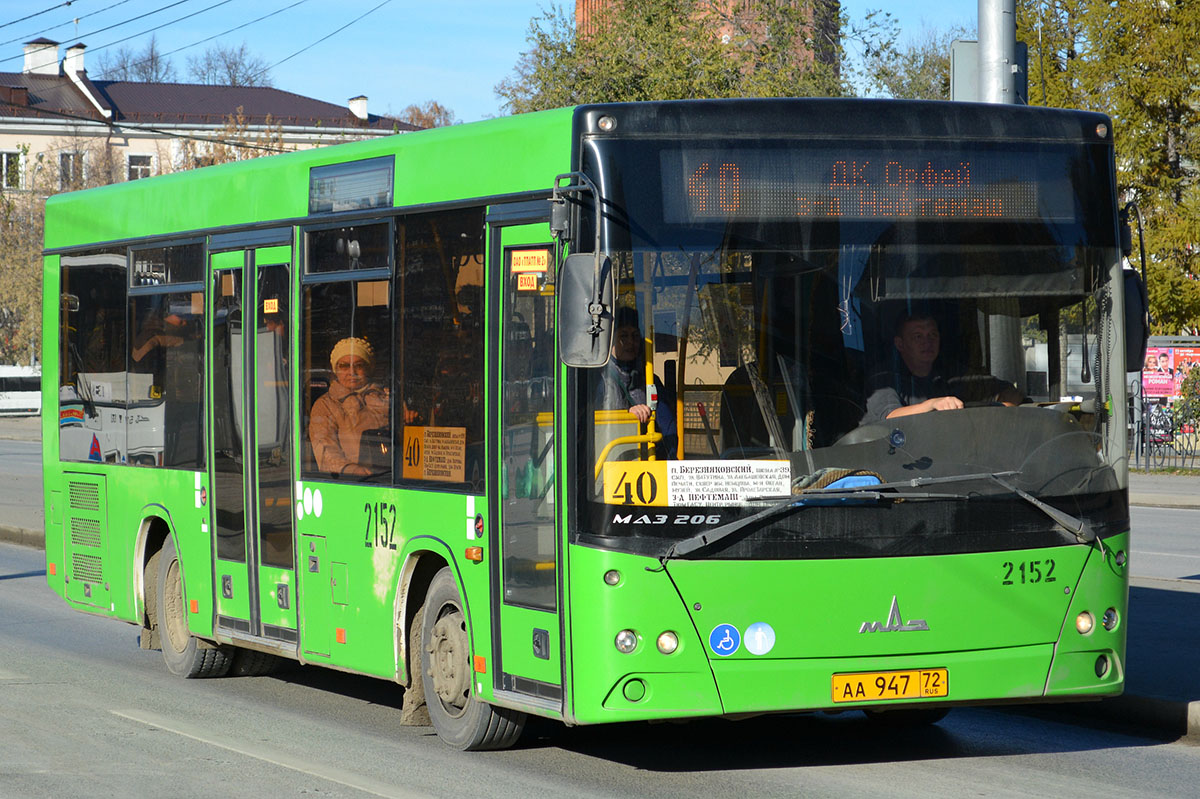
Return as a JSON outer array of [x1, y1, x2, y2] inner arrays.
[[979, 0, 1025, 389], [978, 0, 1017, 104]]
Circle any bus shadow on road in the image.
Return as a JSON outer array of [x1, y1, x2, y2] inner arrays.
[[522, 705, 1165, 769], [266, 662, 406, 711], [1124, 584, 1200, 709], [0, 569, 45, 581]]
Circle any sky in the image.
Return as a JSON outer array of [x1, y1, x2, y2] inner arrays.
[[0, 0, 980, 124]]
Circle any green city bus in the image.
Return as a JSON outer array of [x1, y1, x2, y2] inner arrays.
[[43, 99, 1144, 750]]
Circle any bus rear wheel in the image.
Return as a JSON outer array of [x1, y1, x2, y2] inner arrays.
[[156, 536, 231, 678], [421, 567, 525, 750]]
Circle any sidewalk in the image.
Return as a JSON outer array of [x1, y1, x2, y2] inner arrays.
[[4, 419, 1197, 741]]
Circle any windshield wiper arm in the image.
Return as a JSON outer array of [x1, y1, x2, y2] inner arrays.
[[662, 495, 814, 561], [988, 475, 1102, 552], [662, 469, 1099, 563], [664, 471, 1020, 562], [662, 489, 907, 562]]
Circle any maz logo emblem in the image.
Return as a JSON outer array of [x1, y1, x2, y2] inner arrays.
[[859, 595, 930, 633]]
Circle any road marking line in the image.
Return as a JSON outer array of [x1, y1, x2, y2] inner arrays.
[[1134, 550, 1200, 560], [111, 709, 429, 798]]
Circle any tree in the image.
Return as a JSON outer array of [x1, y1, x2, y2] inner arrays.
[[864, 24, 973, 100], [187, 42, 274, 87], [495, 1, 889, 113], [397, 100, 457, 128], [0, 146, 46, 364], [175, 107, 288, 167], [1017, 0, 1200, 335], [93, 34, 177, 82]]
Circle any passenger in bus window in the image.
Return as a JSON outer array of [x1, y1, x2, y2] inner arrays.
[[863, 314, 1023, 423], [308, 336, 391, 477], [596, 306, 678, 458]]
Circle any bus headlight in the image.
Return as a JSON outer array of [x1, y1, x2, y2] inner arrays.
[[603, 569, 621, 586], [615, 629, 638, 653], [656, 631, 679, 654], [1075, 611, 1095, 635]]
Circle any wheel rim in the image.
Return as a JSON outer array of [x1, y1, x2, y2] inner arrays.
[[162, 558, 189, 654], [427, 604, 471, 718]]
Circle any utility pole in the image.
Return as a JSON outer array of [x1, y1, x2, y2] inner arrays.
[[978, 0, 1027, 393], [978, 0, 1017, 104]]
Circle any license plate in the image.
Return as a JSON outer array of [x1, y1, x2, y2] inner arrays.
[[831, 668, 948, 703]]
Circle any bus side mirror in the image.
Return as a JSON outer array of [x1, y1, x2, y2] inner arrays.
[[557, 252, 613, 368], [1124, 267, 1149, 370]]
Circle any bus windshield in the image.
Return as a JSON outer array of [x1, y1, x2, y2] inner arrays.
[[576, 134, 1126, 558]]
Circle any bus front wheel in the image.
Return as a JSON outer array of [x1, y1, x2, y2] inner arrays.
[[420, 567, 525, 750], [156, 536, 231, 678]]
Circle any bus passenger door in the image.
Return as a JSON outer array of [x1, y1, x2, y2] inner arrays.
[[208, 232, 298, 652], [489, 206, 562, 710]]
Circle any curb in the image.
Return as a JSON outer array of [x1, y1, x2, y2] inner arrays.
[[1129, 499, 1200, 510], [0, 524, 43, 550]]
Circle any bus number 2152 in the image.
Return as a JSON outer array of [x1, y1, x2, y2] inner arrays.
[[364, 501, 398, 550]]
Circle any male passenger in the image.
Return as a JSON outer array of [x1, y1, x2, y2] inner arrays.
[[863, 314, 1023, 423]]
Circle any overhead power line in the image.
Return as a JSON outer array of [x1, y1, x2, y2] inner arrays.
[[1, 0, 196, 65], [1, 1, 134, 49], [0, 95, 290, 154], [246, 0, 394, 83], [0, 1, 77, 32], [117, 0, 311, 79]]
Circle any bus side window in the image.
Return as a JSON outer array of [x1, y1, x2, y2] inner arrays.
[[59, 250, 128, 464], [396, 207, 485, 491], [301, 223, 394, 483], [128, 290, 204, 468]]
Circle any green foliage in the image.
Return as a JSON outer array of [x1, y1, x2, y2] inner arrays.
[[495, 1, 885, 113], [863, 24, 973, 100], [1018, 0, 1200, 335]]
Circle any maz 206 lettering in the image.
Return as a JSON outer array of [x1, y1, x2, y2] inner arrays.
[[364, 501, 398, 550], [1001, 558, 1056, 586], [612, 512, 723, 526]]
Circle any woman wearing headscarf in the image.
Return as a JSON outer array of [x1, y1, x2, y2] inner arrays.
[[309, 336, 390, 477]]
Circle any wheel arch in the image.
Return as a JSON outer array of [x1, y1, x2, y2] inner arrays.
[[393, 537, 464, 686], [134, 509, 174, 627]]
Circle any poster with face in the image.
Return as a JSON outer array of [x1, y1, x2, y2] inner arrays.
[[1174, 347, 1200, 395], [1143, 347, 1175, 397]]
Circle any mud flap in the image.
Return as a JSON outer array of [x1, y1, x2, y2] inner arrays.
[[399, 604, 431, 726]]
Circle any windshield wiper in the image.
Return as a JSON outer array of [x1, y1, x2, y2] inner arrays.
[[988, 474, 1102, 552], [661, 494, 828, 561], [661, 469, 1100, 563]]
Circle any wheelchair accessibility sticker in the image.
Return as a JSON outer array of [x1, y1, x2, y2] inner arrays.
[[709, 623, 741, 656]]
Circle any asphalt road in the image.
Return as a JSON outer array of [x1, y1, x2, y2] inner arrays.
[[1128, 506, 1200, 582], [3, 541, 1200, 798]]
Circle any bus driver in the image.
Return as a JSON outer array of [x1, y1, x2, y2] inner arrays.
[[309, 336, 390, 477], [864, 314, 1023, 422]]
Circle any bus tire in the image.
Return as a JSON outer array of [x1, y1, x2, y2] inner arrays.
[[421, 567, 525, 750], [230, 648, 280, 677], [156, 536, 231, 678]]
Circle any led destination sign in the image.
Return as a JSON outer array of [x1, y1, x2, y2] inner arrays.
[[662, 145, 1078, 224]]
